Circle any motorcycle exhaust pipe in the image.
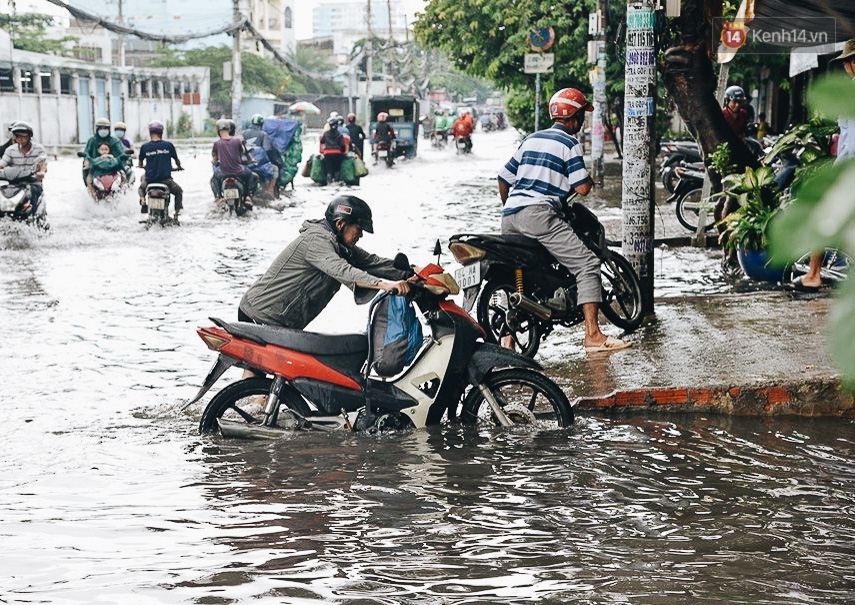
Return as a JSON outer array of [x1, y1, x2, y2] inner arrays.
[[509, 292, 552, 319]]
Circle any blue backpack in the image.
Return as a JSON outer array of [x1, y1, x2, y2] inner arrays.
[[368, 294, 423, 377]]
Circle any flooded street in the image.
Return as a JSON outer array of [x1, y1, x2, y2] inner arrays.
[[2, 129, 853, 602]]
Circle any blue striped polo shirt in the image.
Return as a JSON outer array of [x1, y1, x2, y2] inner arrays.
[[498, 124, 589, 216]]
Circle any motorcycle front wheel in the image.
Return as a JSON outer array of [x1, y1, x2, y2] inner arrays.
[[199, 377, 311, 435], [476, 281, 542, 358], [676, 187, 715, 232], [460, 368, 574, 428], [600, 253, 644, 331]]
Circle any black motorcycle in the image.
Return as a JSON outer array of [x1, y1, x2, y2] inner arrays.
[[219, 175, 252, 216], [449, 197, 644, 358], [668, 161, 717, 233], [659, 140, 702, 194]]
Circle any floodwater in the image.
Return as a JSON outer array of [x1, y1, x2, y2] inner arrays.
[[1, 129, 853, 603]]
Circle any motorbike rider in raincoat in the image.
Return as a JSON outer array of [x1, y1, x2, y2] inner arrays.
[[242, 113, 282, 199], [82, 117, 130, 187]]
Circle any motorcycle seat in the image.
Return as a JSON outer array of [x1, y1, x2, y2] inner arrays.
[[210, 318, 367, 356], [454, 233, 544, 250]]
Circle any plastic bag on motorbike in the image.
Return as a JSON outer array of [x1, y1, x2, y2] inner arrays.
[[310, 153, 327, 184], [368, 294, 423, 377], [354, 157, 369, 177]]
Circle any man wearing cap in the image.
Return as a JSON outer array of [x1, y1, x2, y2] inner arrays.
[[497, 87, 631, 354]]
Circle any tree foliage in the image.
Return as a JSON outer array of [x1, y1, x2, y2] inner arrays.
[[0, 13, 77, 55], [414, 0, 594, 133], [150, 45, 339, 117]]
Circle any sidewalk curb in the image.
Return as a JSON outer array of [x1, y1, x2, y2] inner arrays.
[[574, 378, 855, 417]]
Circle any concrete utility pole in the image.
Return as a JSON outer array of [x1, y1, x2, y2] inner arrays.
[[620, 0, 657, 313], [117, 0, 126, 68], [231, 0, 243, 121], [364, 0, 373, 126], [590, 1, 607, 184]]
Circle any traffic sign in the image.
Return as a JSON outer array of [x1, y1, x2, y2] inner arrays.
[[524, 53, 554, 74], [529, 27, 555, 51]]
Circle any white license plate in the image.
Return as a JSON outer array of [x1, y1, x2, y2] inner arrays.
[[377, 150, 388, 158], [223, 188, 239, 199], [148, 198, 166, 211], [454, 263, 481, 290]]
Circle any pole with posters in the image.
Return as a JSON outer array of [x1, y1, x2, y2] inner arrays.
[[589, 6, 606, 184], [621, 1, 656, 313]]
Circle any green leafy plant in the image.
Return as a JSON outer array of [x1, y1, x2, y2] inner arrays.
[[710, 142, 738, 176], [769, 71, 855, 381], [717, 165, 779, 252]]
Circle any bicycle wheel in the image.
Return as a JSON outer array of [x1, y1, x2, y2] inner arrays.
[[788, 249, 852, 283], [676, 188, 715, 232], [476, 281, 542, 358], [460, 368, 574, 428], [600, 253, 644, 331]]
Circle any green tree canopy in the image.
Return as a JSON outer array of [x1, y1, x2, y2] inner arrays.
[[414, 0, 594, 132], [151, 45, 339, 117], [0, 13, 77, 55]]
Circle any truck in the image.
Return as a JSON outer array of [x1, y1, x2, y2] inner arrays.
[[368, 95, 421, 160]]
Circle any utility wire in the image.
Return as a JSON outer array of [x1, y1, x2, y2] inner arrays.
[[44, 0, 244, 43]]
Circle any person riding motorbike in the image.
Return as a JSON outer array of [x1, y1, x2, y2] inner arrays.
[[211, 118, 257, 207], [0, 120, 47, 215], [138, 120, 184, 221], [242, 113, 282, 199], [345, 113, 366, 159], [453, 114, 473, 152], [113, 120, 136, 185], [722, 85, 749, 138], [238, 194, 411, 330], [319, 117, 351, 183], [373, 112, 396, 164], [497, 87, 632, 354], [82, 117, 129, 187], [432, 110, 448, 145]]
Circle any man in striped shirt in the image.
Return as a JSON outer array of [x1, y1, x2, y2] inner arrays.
[[498, 88, 631, 354]]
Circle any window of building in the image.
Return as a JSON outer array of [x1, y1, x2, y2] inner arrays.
[[127, 80, 136, 98], [73, 46, 102, 62], [60, 73, 73, 95], [20, 70, 35, 94], [172, 81, 181, 98], [284, 7, 292, 28], [163, 81, 171, 98], [40, 71, 52, 94], [140, 80, 148, 97], [0, 69, 13, 92]]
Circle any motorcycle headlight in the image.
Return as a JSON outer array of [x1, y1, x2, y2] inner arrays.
[[449, 242, 486, 265]]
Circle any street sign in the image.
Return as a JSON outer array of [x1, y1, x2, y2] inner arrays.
[[524, 53, 554, 74], [529, 27, 555, 51]]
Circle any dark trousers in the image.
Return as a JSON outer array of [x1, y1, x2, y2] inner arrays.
[[323, 154, 343, 181], [140, 177, 183, 210], [211, 168, 258, 199]]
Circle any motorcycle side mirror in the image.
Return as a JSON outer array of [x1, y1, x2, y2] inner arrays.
[[433, 239, 442, 265], [393, 252, 410, 271], [76, 151, 86, 158]]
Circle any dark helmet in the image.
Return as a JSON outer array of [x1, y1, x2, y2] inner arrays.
[[227, 119, 236, 135], [148, 120, 164, 135], [250, 113, 264, 127], [325, 195, 374, 233], [327, 116, 339, 129]]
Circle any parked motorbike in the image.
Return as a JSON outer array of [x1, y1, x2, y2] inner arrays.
[[187, 255, 574, 438], [219, 175, 251, 216], [0, 165, 48, 230], [668, 162, 716, 233], [449, 197, 644, 358], [659, 140, 702, 194], [374, 140, 395, 167], [455, 135, 472, 154]]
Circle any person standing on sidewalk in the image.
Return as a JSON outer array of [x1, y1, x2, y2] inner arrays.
[[787, 38, 855, 292], [497, 87, 632, 354]]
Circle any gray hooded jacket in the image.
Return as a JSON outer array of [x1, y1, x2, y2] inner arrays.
[[239, 218, 409, 329]]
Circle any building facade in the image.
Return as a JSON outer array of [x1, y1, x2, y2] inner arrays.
[[0, 30, 211, 147]]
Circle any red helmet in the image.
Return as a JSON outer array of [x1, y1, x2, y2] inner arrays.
[[548, 88, 593, 120], [377, 112, 388, 122], [347, 112, 356, 122]]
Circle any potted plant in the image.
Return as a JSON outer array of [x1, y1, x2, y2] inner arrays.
[[717, 165, 786, 281]]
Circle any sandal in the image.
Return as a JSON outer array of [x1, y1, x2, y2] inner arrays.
[[585, 336, 633, 354]]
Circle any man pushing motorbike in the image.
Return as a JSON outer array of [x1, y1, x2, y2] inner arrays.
[[239, 195, 411, 330], [498, 87, 632, 354]]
